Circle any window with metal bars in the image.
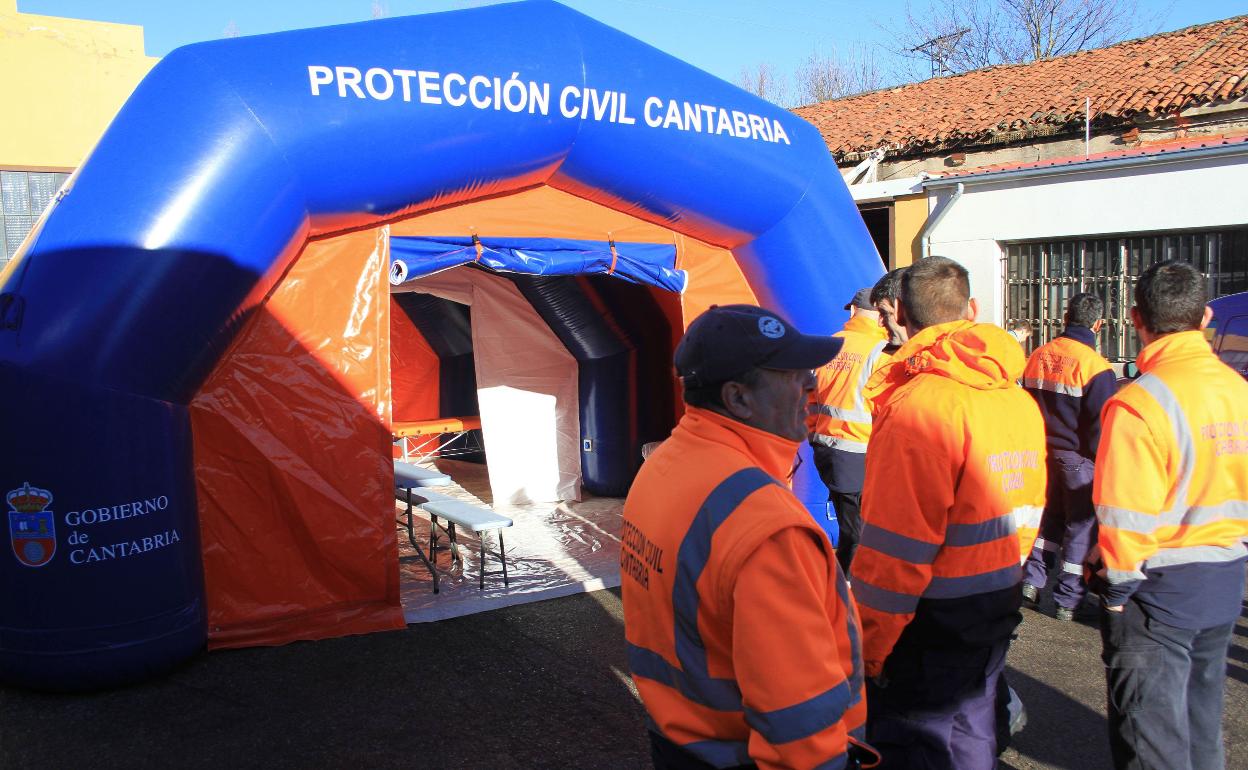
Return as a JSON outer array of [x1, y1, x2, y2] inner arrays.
[[1004, 229, 1248, 362], [1, 170, 71, 267]]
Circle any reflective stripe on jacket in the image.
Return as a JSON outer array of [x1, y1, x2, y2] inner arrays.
[[1021, 326, 1116, 458], [808, 315, 890, 454], [622, 407, 866, 769], [854, 321, 1047, 675], [1094, 330, 1248, 619]]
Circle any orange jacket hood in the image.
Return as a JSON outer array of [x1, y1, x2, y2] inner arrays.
[[865, 320, 1026, 406]]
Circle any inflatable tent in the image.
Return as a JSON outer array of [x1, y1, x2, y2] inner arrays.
[[0, 1, 881, 691]]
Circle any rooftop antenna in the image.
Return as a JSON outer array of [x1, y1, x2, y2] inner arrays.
[[911, 28, 969, 78]]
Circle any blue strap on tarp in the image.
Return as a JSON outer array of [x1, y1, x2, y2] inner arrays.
[[389, 236, 686, 293]]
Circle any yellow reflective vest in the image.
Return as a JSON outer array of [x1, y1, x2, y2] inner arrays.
[[808, 315, 890, 454]]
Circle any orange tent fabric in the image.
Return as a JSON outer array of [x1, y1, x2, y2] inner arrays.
[[186, 185, 758, 648], [190, 229, 404, 649], [390, 297, 440, 424]]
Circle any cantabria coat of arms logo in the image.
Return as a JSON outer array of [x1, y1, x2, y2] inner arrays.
[[8, 482, 56, 568]]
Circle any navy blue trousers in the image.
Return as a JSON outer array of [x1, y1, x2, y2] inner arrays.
[[830, 491, 862, 575], [1023, 451, 1096, 609], [866, 640, 1008, 769], [1101, 600, 1234, 770], [811, 444, 866, 575]]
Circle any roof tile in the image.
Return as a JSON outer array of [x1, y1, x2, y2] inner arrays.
[[935, 133, 1248, 179], [794, 16, 1248, 158]]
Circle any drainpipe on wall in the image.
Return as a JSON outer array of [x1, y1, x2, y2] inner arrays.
[[920, 181, 964, 260]]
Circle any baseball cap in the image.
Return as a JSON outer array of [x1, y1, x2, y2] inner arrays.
[[674, 304, 843, 388], [844, 287, 874, 311]]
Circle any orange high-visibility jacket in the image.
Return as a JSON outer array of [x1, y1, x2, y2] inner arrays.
[[1094, 330, 1248, 622], [808, 315, 890, 453], [854, 321, 1047, 675], [622, 407, 867, 770]]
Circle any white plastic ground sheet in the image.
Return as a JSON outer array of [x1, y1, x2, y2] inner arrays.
[[398, 460, 623, 623]]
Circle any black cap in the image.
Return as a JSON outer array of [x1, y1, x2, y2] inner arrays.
[[844, 287, 874, 311], [675, 304, 843, 388]]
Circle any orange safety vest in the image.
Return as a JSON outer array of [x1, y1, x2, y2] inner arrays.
[[622, 407, 867, 769], [1094, 330, 1248, 608], [853, 321, 1047, 674], [1020, 328, 1116, 458], [1022, 335, 1113, 399], [808, 315, 890, 453]]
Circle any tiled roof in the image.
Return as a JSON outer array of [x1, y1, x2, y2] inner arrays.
[[793, 15, 1248, 159], [933, 133, 1248, 179]]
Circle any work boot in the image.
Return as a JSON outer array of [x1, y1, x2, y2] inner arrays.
[[1055, 601, 1098, 622], [1021, 583, 1039, 606]]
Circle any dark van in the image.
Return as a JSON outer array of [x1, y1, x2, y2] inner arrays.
[[1208, 291, 1248, 379]]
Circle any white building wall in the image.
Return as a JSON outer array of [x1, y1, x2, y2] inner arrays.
[[926, 150, 1248, 325]]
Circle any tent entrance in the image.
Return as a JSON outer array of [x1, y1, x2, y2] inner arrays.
[[388, 257, 682, 622], [389, 237, 682, 503], [390, 292, 485, 466]]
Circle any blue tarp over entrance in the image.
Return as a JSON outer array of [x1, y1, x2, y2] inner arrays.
[[389, 236, 685, 292]]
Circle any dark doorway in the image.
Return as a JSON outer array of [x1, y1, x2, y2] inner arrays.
[[858, 205, 892, 268]]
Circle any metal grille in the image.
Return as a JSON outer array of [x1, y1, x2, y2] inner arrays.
[[1004, 229, 1248, 361], [0, 170, 71, 266]]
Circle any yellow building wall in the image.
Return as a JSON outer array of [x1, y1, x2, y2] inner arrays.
[[0, 0, 157, 169], [891, 193, 927, 268]]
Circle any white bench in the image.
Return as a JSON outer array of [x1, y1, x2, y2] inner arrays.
[[394, 473, 512, 592], [393, 460, 453, 489]]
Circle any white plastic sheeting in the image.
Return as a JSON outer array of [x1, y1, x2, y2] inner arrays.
[[397, 460, 622, 623], [393, 266, 582, 504]]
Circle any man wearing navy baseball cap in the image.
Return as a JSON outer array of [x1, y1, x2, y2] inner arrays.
[[622, 305, 879, 770], [673, 304, 843, 441]]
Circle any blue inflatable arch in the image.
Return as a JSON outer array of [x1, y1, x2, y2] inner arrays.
[[0, 0, 880, 689]]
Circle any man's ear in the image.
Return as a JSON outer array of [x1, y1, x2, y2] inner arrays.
[[1092, 318, 1105, 334], [965, 297, 979, 321], [895, 300, 909, 329], [720, 380, 753, 421], [1200, 305, 1213, 330], [1129, 306, 1153, 347]]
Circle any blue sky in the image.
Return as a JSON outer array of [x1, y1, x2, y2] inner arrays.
[[18, 0, 1247, 89]]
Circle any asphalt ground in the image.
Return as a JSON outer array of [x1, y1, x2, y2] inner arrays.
[[2, 586, 1245, 769]]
